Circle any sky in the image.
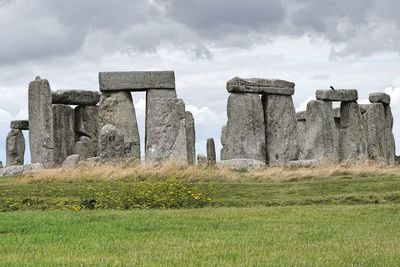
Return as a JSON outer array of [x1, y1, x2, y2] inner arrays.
[[0, 0, 400, 164]]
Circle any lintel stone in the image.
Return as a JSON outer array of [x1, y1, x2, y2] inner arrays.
[[99, 71, 175, 91], [52, 90, 100, 106], [226, 77, 295, 95], [10, 120, 29, 130], [369, 93, 390, 105], [316, 89, 358, 102]]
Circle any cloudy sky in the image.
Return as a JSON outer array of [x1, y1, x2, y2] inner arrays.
[[1, 0, 400, 164]]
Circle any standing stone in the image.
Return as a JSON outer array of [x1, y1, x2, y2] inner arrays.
[[262, 94, 298, 164], [383, 105, 395, 164], [98, 91, 140, 159], [185, 111, 196, 165], [146, 98, 188, 164], [333, 108, 341, 138], [6, 129, 25, 166], [339, 102, 368, 162], [197, 154, 207, 167], [28, 77, 54, 167], [221, 125, 227, 147], [99, 124, 125, 162], [74, 136, 97, 160], [207, 138, 216, 166], [75, 105, 99, 142], [221, 93, 266, 162], [362, 104, 386, 161], [304, 100, 339, 162], [53, 104, 75, 165], [296, 112, 306, 159]]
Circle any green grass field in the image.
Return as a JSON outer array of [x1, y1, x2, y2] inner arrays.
[[1, 170, 400, 266]]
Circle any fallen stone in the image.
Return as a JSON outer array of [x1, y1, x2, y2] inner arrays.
[[362, 104, 386, 161], [0, 165, 24, 177], [262, 94, 298, 164], [98, 91, 141, 159], [303, 100, 339, 162], [227, 77, 295, 95], [10, 120, 29, 130], [6, 129, 25, 166], [28, 77, 55, 167], [62, 154, 81, 168], [99, 71, 175, 91], [383, 105, 395, 164], [339, 101, 368, 162], [53, 104, 75, 165], [287, 159, 319, 167], [221, 93, 266, 162], [75, 105, 99, 142], [145, 98, 188, 164], [21, 163, 44, 175], [52, 90, 100, 106], [316, 89, 358, 102], [197, 154, 207, 167], [207, 138, 216, 166], [185, 111, 196, 165], [99, 124, 126, 162], [218, 159, 265, 171], [296, 111, 306, 121], [74, 136, 97, 160], [369, 93, 390, 105]]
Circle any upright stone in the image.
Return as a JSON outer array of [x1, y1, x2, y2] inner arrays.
[[206, 138, 216, 166], [339, 102, 368, 162], [362, 104, 386, 161], [98, 92, 140, 159], [75, 105, 99, 142], [6, 129, 25, 166], [221, 125, 227, 147], [185, 111, 196, 165], [384, 105, 395, 164], [99, 124, 125, 162], [146, 98, 188, 164], [303, 100, 339, 162], [221, 93, 266, 162], [53, 104, 75, 165], [296, 112, 306, 159], [28, 77, 54, 167], [75, 136, 97, 160], [262, 94, 298, 164]]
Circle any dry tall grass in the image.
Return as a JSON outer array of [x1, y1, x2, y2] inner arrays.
[[16, 160, 400, 184]]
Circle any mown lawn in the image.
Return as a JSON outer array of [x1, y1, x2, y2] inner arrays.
[[1, 205, 400, 266]]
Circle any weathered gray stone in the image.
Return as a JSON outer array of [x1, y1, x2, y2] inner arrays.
[[145, 89, 177, 145], [99, 71, 175, 91], [10, 120, 29, 130], [227, 77, 295, 95], [98, 92, 140, 159], [339, 102, 368, 162], [362, 103, 386, 161], [145, 98, 188, 164], [369, 93, 390, 105], [0, 165, 24, 177], [197, 154, 207, 167], [333, 108, 341, 143], [262, 94, 298, 164], [333, 108, 341, 118], [316, 89, 358, 102], [99, 124, 126, 162], [221, 125, 227, 146], [207, 138, 216, 166], [24, 163, 43, 173], [74, 136, 97, 160], [52, 90, 100, 106], [383, 105, 396, 164], [304, 100, 339, 162], [75, 105, 99, 142], [53, 104, 75, 165], [6, 129, 25, 166], [0, 161, 3, 169], [218, 159, 265, 171], [297, 119, 306, 159], [221, 93, 266, 162], [296, 111, 306, 121], [185, 111, 196, 165], [62, 154, 81, 168], [28, 77, 55, 167], [287, 159, 319, 167]]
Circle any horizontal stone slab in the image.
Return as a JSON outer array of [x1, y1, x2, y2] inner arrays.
[[316, 89, 358, 102], [369, 93, 390, 105], [99, 71, 175, 91], [226, 77, 295, 95], [52, 90, 100, 106], [296, 111, 306, 121], [10, 120, 29, 130]]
